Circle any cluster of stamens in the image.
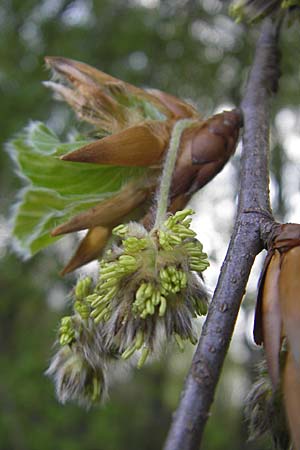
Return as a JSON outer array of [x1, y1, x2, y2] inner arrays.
[[49, 209, 209, 406]]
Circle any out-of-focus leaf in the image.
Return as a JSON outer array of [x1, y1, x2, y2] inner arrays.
[[8, 122, 147, 257]]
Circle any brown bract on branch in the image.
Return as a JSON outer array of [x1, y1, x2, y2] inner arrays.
[[164, 18, 283, 450]]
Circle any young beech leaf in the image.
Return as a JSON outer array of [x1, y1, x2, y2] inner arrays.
[[8, 122, 148, 258]]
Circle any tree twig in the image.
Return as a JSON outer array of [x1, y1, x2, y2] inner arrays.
[[163, 18, 281, 450]]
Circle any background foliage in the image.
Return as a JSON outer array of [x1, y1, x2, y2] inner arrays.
[[1, 1, 300, 449]]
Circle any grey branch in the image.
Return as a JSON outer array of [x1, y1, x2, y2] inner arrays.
[[163, 18, 281, 450]]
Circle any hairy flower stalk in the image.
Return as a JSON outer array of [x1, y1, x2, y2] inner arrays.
[[47, 119, 210, 406]]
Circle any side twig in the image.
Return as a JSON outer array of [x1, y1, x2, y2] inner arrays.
[[163, 18, 281, 450]]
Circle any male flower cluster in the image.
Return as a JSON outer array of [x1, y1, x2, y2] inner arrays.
[[47, 209, 209, 405]]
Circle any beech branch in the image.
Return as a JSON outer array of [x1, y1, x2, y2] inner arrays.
[[163, 18, 281, 450]]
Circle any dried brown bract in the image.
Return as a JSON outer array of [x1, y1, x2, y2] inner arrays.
[[254, 223, 300, 449]]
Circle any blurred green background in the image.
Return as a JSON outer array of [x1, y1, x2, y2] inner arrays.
[[1, 1, 300, 449]]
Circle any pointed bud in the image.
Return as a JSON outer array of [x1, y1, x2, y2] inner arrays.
[[169, 109, 242, 199], [61, 121, 172, 167], [52, 181, 150, 236]]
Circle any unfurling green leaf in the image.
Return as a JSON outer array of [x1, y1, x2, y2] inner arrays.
[[8, 122, 147, 257]]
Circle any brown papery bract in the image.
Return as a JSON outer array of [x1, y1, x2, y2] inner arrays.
[[283, 350, 300, 450], [261, 249, 282, 386], [254, 224, 300, 448], [52, 181, 152, 237], [169, 109, 242, 199], [279, 246, 300, 369]]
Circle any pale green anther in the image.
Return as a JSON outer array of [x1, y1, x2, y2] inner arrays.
[[100, 273, 118, 283], [95, 293, 112, 306], [132, 297, 145, 308], [140, 310, 148, 319], [137, 347, 150, 369], [93, 307, 111, 324], [173, 209, 194, 221], [59, 325, 70, 334], [184, 244, 203, 255], [95, 287, 116, 304], [121, 344, 137, 360], [119, 254, 137, 264], [190, 261, 209, 272], [179, 271, 187, 287], [106, 285, 118, 298], [123, 237, 147, 253], [75, 276, 92, 300], [152, 291, 161, 305], [86, 293, 100, 304], [136, 282, 147, 301], [182, 218, 192, 227], [161, 280, 171, 292], [177, 229, 196, 238], [100, 264, 120, 275], [60, 334, 73, 346], [164, 218, 173, 229], [74, 301, 90, 319], [168, 234, 182, 244], [61, 316, 72, 326], [159, 230, 167, 240], [100, 263, 118, 274], [170, 274, 178, 283], [159, 296, 167, 316], [146, 300, 155, 315], [144, 283, 153, 298], [160, 287, 168, 296], [135, 331, 144, 350], [112, 224, 129, 237], [91, 296, 107, 309], [187, 249, 203, 258], [59, 316, 75, 346], [174, 333, 185, 352], [101, 278, 118, 288], [159, 268, 169, 281], [190, 264, 202, 272]]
